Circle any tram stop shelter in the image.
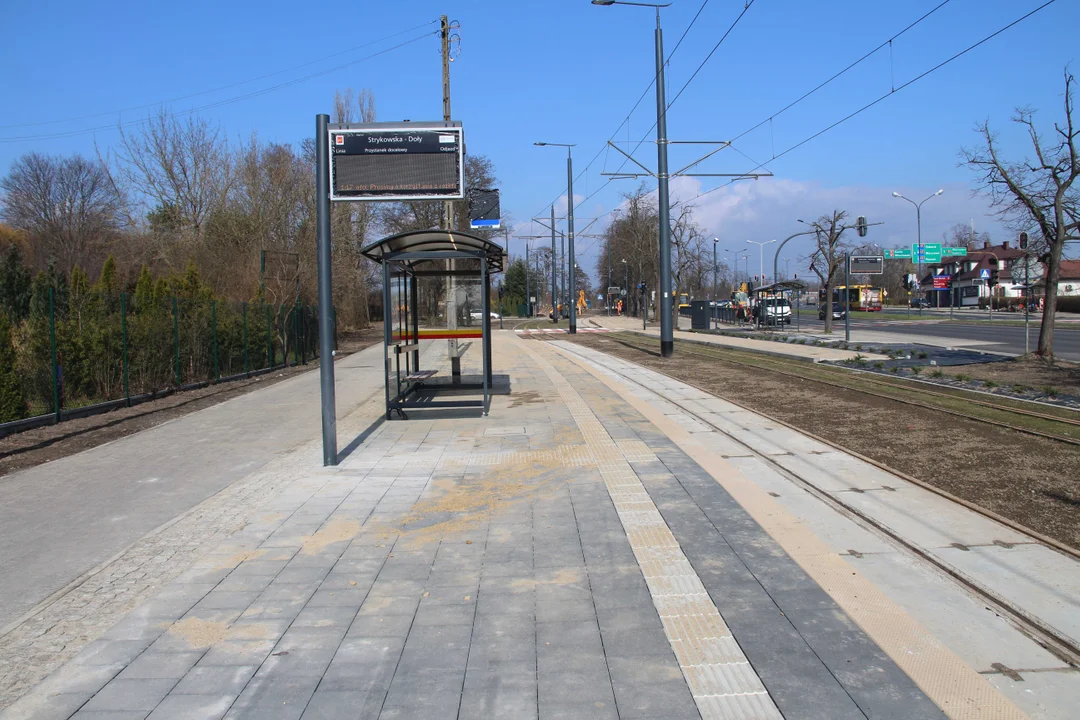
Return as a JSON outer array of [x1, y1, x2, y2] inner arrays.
[[752, 279, 808, 329], [360, 229, 505, 420]]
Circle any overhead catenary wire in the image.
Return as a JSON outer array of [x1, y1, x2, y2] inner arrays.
[[0, 29, 440, 143], [571, 0, 1055, 265], [526, 0, 714, 231]]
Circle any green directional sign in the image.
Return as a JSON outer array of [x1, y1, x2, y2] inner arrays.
[[885, 248, 912, 259], [913, 243, 942, 263], [943, 247, 968, 257]]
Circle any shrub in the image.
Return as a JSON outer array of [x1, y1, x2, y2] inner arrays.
[[889, 366, 900, 373], [929, 369, 944, 378], [873, 361, 884, 370], [0, 315, 28, 422], [983, 380, 998, 389], [954, 373, 971, 382], [1042, 386, 1059, 398], [916, 351, 928, 359], [911, 366, 922, 376]]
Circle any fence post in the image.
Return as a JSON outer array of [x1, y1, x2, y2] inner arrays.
[[266, 303, 273, 368], [50, 287, 60, 423], [281, 304, 288, 368], [212, 300, 219, 383], [173, 297, 180, 387], [297, 300, 305, 365], [243, 301, 249, 378], [121, 292, 130, 405]]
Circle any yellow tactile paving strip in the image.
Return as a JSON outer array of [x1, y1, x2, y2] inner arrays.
[[520, 338, 784, 720], [553, 342, 1031, 720]]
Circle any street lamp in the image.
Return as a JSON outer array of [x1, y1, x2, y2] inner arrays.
[[592, 0, 674, 356], [536, 142, 578, 333], [893, 189, 943, 312], [746, 239, 777, 286]]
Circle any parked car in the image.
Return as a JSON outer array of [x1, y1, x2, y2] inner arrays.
[[909, 297, 931, 309], [469, 310, 501, 320], [818, 305, 846, 321]]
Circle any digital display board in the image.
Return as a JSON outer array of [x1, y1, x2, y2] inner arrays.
[[329, 123, 464, 202], [849, 256, 884, 275]]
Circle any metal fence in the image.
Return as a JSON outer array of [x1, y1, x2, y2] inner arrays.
[[3, 288, 329, 436]]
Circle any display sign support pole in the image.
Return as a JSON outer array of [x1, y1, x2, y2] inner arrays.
[[316, 113, 337, 466]]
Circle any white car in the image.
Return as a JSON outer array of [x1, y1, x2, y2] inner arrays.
[[469, 310, 501, 320]]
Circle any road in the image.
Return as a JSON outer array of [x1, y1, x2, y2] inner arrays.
[[797, 315, 1080, 361]]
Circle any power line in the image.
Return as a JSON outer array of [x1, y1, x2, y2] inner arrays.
[[573, 0, 1050, 265], [690, 0, 1061, 206], [527, 0, 713, 227], [0, 29, 439, 143]]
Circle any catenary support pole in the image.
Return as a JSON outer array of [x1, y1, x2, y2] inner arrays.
[[567, 151, 576, 334], [551, 205, 557, 322], [655, 8, 673, 357], [316, 113, 338, 465], [50, 287, 60, 422], [121, 293, 130, 405]]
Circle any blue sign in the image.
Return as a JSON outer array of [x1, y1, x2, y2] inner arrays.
[[980, 269, 991, 279]]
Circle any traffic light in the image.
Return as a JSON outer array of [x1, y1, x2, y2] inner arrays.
[[1019, 232, 1029, 250], [856, 216, 868, 238], [988, 256, 999, 287]]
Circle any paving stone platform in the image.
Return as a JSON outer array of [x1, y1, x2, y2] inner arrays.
[[3, 334, 964, 719]]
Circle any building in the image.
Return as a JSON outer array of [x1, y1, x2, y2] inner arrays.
[[1033, 259, 1080, 297], [918, 241, 1026, 308]]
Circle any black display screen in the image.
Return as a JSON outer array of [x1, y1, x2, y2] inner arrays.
[[330, 128, 462, 200]]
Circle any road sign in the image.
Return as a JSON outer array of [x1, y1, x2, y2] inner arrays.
[[328, 122, 464, 202], [913, 243, 942, 263], [849, 255, 883, 274], [932, 276, 950, 289], [885, 248, 912, 259], [980, 269, 991, 279], [468, 188, 501, 229], [943, 247, 968, 257]]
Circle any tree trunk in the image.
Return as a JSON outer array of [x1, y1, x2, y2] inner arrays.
[[1037, 230, 1064, 358]]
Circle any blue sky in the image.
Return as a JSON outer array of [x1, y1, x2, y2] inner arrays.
[[1, 0, 1076, 282]]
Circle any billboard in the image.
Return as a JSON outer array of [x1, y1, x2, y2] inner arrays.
[[329, 122, 464, 202]]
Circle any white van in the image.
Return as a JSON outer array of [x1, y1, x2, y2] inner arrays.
[[753, 297, 792, 325]]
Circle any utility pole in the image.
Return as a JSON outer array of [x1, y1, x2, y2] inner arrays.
[[607, 251, 612, 316], [525, 241, 531, 317], [441, 15, 458, 355]]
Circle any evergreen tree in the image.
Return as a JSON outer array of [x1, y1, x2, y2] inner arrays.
[[0, 315, 28, 422], [0, 243, 32, 321]]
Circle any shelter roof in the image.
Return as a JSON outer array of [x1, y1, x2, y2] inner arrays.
[[753, 280, 808, 294], [361, 229, 504, 272]]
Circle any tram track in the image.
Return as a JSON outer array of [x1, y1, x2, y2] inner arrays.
[[552, 338, 1080, 669], [603, 333, 1080, 447]]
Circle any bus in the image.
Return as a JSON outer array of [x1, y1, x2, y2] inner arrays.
[[819, 285, 882, 312]]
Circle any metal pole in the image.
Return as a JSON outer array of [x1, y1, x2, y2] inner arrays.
[[266, 303, 273, 368], [260, 250, 266, 300], [526, 242, 531, 317], [243, 301, 249, 377], [50, 287, 59, 422], [1025, 256, 1030, 355], [916, 203, 923, 317], [551, 205, 557, 323], [655, 8, 673, 357], [712, 242, 717, 330], [567, 151, 576, 333], [844, 254, 851, 343], [173, 297, 180, 386], [212, 300, 219, 382], [121, 293, 130, 405], [316, 113, 338, 465]]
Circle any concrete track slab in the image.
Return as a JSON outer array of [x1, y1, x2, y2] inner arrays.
[[553, 339, 1079, 719]]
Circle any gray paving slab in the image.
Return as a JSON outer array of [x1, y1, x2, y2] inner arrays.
[[0, 346, 386, 630]]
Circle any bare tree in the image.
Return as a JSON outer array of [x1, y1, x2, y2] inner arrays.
[[962, 69, 1080, 358], [0, 152, 121, 274], [599, 185, 658, 318], [110, 110, 231, 242], [806, 210, 852, 334]]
